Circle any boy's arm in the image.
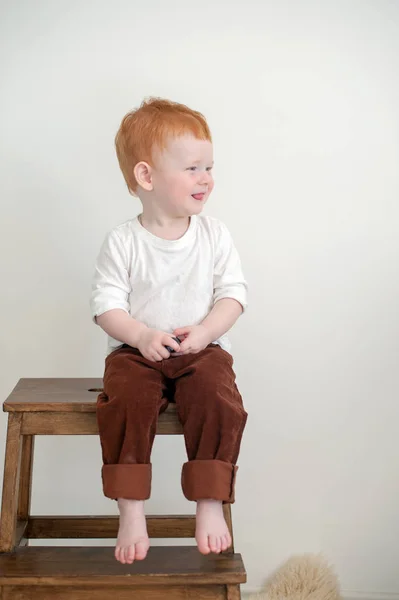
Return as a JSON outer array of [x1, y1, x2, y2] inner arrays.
[[90, 231, 148, 346], [201, 298, 243, 340], [174, 222, 247, 354], [174, 298, 243, 355], [91, 231, 180, 360], [96, 309, 180, 360], [95, 309, 148, 348], [212, 221, 247, 313], [91, 229, 132, 323]]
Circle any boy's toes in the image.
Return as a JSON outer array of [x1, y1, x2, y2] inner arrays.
[[135, 541, 148, 561], [126, 545, 135, 563], [115, 546, 121, 562], [209, 535, 218, 553], [196, 533, 211, 555], [221, 534, 230, 551], [118, 547, 126, 564]]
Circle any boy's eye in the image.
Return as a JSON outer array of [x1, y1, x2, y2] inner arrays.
[[187, 166, 213, 172]]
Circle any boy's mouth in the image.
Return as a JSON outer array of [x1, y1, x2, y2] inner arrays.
[[192, 193, 205, 201]]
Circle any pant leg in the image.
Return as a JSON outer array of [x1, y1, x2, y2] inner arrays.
[[97, 345, 169, 500], [164, 345, 248, 503]]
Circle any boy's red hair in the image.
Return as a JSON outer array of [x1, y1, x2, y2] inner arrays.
[[115, 97, 212, 195]]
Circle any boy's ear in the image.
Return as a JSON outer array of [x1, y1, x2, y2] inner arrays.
[[134, 161, 153, 191]]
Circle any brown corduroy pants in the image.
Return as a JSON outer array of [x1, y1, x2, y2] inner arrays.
[[96, 343, 247, 503]]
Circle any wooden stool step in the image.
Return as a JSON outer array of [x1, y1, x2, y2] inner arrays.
[[0, 546, 245, 599]]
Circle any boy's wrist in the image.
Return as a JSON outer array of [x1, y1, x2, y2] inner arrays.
[[200, 322, 216, 343], [200, 298, 242, 341], [128, 321, 148, 347]]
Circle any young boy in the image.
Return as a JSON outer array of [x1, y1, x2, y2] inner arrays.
[[90, 98, 248, 565]]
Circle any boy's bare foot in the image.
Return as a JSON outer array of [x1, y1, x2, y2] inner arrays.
[[115, 498, 150, 564], [196, 499, 232, 555]]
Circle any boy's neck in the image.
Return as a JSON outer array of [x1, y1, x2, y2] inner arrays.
[[138, 212, 191, 241]]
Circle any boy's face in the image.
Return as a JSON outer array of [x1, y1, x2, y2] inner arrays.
[[149, 134, 214, 217]]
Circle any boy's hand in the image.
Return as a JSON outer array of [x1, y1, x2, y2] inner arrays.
[[172, 325, 212, 355], [137, 328, 181, 362]]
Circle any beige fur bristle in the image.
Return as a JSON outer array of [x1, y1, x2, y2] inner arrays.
[[250, 554, 341, 600]]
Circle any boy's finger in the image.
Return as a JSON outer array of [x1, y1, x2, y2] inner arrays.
[[175, 333, 188, 341], [174, 327, 191, 337], [179, 340, 190, 353], [158, 345, 171, 359], [164, 336, 181, 352]]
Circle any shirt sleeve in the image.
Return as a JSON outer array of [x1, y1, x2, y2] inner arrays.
[[90, 229, 131, 323], [213, 222, 248, 311]]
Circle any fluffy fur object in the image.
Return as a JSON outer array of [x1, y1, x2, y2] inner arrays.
[[250, 553, 341, 600]]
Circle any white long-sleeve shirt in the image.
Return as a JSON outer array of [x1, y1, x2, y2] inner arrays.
[[90, 214, 247, 356]]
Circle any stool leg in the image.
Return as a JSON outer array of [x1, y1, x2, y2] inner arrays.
[[223, 503, 235, 553], [223, 507, 242, 598], [226, 584, 241, 599], [17, 434, 35, 546], [0, 413, 23, 552]]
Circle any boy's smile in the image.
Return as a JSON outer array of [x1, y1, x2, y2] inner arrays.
[[192, 192, 206, 201]]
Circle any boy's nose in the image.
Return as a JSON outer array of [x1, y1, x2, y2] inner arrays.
[[199, 171, 212, 184]]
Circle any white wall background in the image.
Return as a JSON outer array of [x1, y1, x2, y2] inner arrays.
[[1, 0, 398, 597]]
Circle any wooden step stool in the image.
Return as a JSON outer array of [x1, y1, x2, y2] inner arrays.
[[0, 378, 246, 599]]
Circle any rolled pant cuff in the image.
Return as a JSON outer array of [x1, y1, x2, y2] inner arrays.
[[102, 463, 152, 500], [181, 459, 238, 503]]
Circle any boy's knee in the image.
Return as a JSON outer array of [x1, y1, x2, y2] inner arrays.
[[193, 356, 235, 389], [102, 376, 164, 413], [200, 389, 247, 422]]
